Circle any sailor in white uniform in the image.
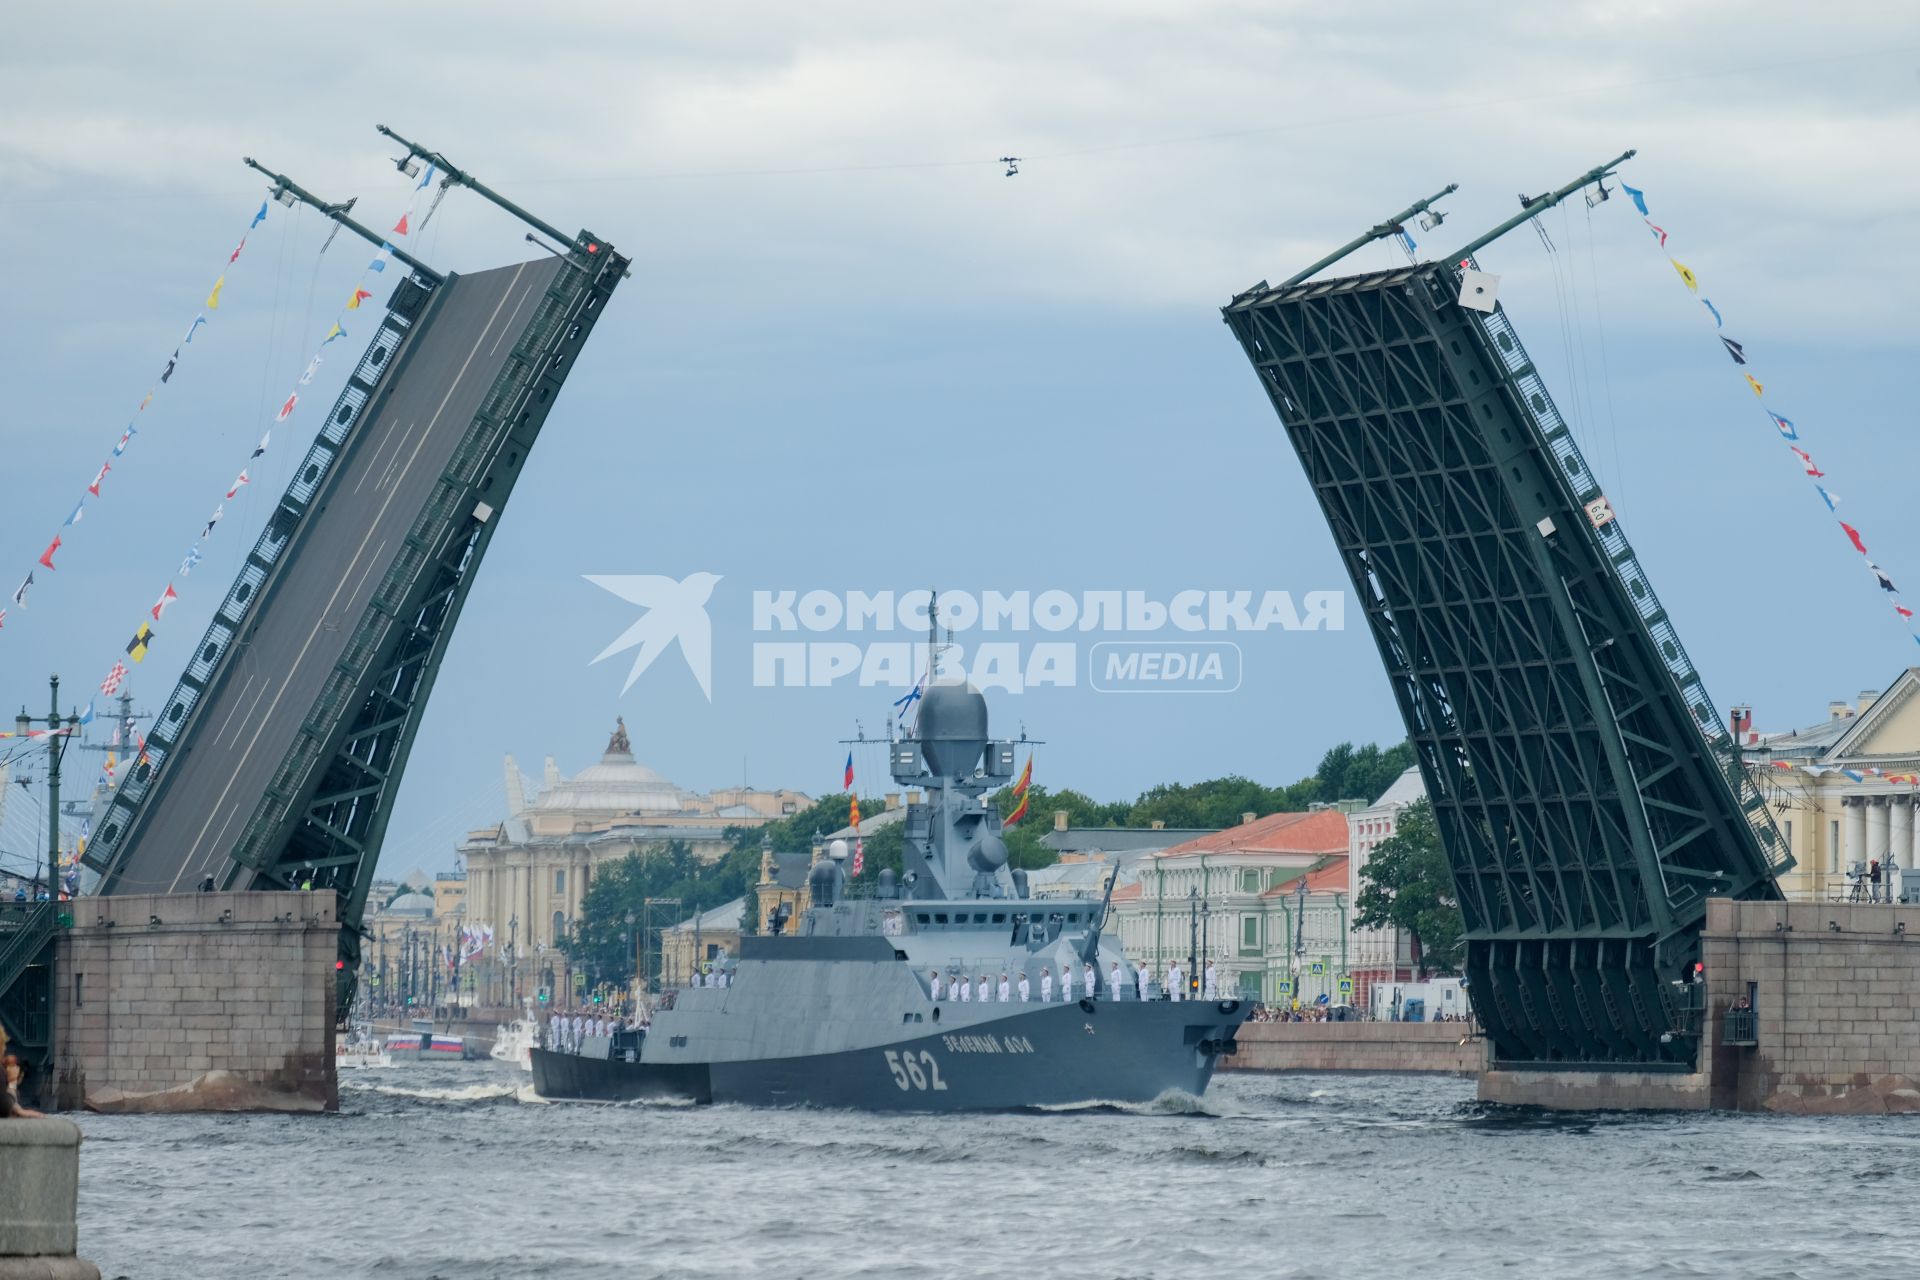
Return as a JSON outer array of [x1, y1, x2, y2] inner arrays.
[[1060, 963, 1075, 1002], [959, 975, 972, 1002], [1203, 962, 1218, 1000], [1084, 963, 1097, 999], [548, 1013, 563, 1048], [1167, 962, 1184, 1002], [1017, 973, 1031, 1002], [1110, 961, 1125, 1000], [1039, 967, 1054, 1003], [977, 974, 991, 1004], [1136, 964, 1151, 1002], [997, 973, 1011, 1003], [571, 1013, 585, 1047], [929, 970, 944, 1000]]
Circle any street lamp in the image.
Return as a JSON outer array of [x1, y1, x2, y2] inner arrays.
[[1187, 887, 1199, 997], [508, 914, 520, 1005], [1200, 898, 1212, 997]]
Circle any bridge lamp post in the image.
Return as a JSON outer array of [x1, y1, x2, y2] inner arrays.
[[1186, 887, 1200, 997]]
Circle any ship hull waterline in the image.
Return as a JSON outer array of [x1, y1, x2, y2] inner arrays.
[[532, 999, 1248, 1111]]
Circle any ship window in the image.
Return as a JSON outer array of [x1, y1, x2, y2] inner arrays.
[[992, 913, 1006, 924], [903, 1012, 914, 1024], [915, 913, 930, 925], [1068, 913, 1080, 924], [934, 914, 949, 924], [972, 913, 987, 924]]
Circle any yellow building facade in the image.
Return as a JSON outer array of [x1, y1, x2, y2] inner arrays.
[[1747, 672, 1920, 901]]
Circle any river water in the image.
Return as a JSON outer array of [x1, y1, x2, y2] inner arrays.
[[70, 1064, 1912, 1279]]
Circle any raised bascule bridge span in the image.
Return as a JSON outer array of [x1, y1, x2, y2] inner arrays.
[[1221, 155, 1789, 1073], [83, 129, 627, 1010]]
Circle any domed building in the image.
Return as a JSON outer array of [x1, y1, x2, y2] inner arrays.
[[459, 719, 811, 998]]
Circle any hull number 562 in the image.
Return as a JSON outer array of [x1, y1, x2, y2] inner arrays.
[[883, 1048, 948, 1091]]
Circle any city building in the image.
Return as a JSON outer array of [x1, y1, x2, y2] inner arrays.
[[1346, 766, 1425, 1001], [1108, 810, 1352, 1004], [459, 719, 810, 964], [1744, 673, 1920, 901]]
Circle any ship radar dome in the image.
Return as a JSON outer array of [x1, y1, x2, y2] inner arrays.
[[919, 680, 988, 777]]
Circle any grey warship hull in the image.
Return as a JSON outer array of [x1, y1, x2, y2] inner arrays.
[[534, 678, 1249, 1112], [532, 998, 1246, 1110]]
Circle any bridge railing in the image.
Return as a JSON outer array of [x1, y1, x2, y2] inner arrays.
[[1448, 260, 1789, 878]]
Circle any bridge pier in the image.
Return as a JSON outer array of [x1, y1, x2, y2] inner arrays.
[[1480, 898, 1920, 1112], [51, 891, 335, 1113]]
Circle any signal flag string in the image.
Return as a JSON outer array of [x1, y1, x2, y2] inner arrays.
[[2, 200, 271, 634], [80, 162, 441, 716], [1619, 181, 1920, 649]]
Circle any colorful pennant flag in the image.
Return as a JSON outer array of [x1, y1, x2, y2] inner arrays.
[[1721, 336, 1747, 365], [202, 504, 223, 538], [12, 573, 32, 608], [323, 323, 345, 345], [38, 537, 60, 570], [417, 163, 436, 191], [1702, 299, 1723, 328], [1769, 413, 1797, 440], [251, 430, 269, 459], [225, 470, 250, 499], [179, 546, 203, 577], [1671, 259, 1698, 291], [1791, 447, 1823, 477], [250, 200, 268, 229], [391, 213, 409, 237], [1841, 522, 1869, 555], [1004, 755, 1033, 828], [150, 584, 178, 621], [1744, 373, 1764, 397], [125, 624, 154, 663], [1622, 182, 1648, 215], [298, 355, 321, 385], [206, 276, 225, 310], [843, 751, 854, 791], [89, 462, 110, 496], [64, 502, 85, 527], [1815, 485, 1840, 512], [1646, 221, 1667, 247], [276, 392, 297, 421]]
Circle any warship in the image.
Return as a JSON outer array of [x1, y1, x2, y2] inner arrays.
[[531, 681, 1250, 1110]]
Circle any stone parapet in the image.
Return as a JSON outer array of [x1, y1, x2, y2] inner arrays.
[[1221, 1020, 1486, 1076], [0, 1117, 100, 1279]]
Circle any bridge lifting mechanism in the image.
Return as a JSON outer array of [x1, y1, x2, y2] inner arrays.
[[85, 129, 629, 1018], [1222, 150, 1786, 1073]]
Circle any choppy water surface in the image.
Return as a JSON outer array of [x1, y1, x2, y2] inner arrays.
[[72, 1065, 1918, 1279]]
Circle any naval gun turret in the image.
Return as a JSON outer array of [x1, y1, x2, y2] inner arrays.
[[888, 681, 1021, 901]]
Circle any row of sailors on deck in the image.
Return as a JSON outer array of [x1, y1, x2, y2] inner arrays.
[[927, 961, 1220, 1003], [547, 1013, 626, 1053]]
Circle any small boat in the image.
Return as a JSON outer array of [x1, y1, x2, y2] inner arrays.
[[490, 1017, 540, 1072], [383, 1017, 483, 1062], [336, 1031, 393, 1070]]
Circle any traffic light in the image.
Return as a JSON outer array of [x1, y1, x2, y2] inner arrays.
[[592, 991, 603, 1004], [537, 988, 549, 1003], [335, 959, 346, 972], [1691, 961, 1704, 983]]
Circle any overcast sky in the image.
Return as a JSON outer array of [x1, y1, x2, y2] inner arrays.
[[2, 3, 1917, 879]]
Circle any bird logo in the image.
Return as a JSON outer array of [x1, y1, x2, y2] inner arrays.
[[585, 572, 722, 700]]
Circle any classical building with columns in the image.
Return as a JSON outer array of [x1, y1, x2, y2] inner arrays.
[[1746, 672, 1920, 901], [457, 720, 811, 978]]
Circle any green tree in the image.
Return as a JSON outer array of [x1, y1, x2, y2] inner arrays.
[[1352, 799, 1463, 975], [570, 840, 735, 986]]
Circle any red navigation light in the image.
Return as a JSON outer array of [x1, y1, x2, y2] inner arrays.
[[586, 242, 600, 254]]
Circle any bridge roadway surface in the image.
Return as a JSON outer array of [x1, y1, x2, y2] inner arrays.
[[108, 256, 563, 896]]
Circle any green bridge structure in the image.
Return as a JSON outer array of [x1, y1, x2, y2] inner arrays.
[[1221, 155, 1789, 1071], [58, 128, 627, 1023]]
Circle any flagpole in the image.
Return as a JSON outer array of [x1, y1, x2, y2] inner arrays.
[[1274, 182, 1459, 290], [240, 159, 445, 283], [375, 125, 578, 253], [1441, 151, 1636, 266]]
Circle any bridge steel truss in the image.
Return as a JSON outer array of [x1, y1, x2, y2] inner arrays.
[[88, 236, 627, 1008], [1222, 261, 1788, 1070]]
